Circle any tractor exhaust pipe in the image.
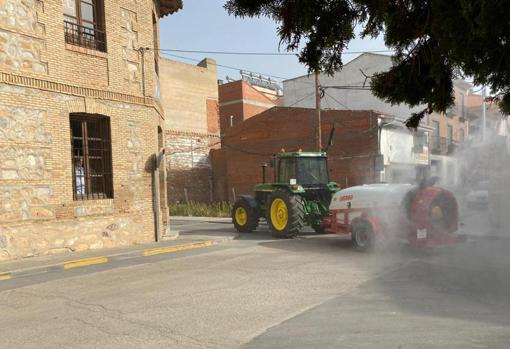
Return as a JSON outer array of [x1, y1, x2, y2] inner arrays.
[[261, 163, 267, 184]]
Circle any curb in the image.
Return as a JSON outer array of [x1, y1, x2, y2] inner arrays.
[[0, 234, 238, 282], [171, 216, 232, 223], [63, 256, 109, 270], [143, 240, 214, 256]]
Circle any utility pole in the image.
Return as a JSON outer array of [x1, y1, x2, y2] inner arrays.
[[482, 85, 487, 143], [315, 70, 322, 151]]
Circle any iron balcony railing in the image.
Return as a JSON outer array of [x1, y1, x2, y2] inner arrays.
[[64, 21, 106, 52]]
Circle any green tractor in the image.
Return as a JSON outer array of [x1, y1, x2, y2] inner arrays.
[[232, 151, 339, 238]]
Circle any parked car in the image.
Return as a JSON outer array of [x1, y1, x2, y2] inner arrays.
[[466, 181, 489, 208]]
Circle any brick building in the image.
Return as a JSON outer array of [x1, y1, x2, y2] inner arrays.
[[0, 0, 182, 260], [283, 53, 468, 188], [218, 76, 280, 135], [159, 57, 220, 203], [212, 107, 431, 202]]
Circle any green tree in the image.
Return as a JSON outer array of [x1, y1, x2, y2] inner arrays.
[[225, 0, 510, 128]]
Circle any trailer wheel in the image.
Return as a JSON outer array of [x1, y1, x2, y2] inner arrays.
[[232, 199, 259, 233], [267, 189, 305, 238], [352, 220, 374, 252]]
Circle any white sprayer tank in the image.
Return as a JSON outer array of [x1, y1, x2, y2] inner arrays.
[[330, 183, 415, 210]]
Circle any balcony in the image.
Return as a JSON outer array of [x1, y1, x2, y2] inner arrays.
[[430, 137, 459, 155], [64, 21, 106, 52]]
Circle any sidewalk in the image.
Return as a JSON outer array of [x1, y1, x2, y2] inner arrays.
[[0, 229, 238, 280]]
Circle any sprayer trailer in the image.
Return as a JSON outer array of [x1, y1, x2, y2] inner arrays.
[[322, 183, 466, 251]]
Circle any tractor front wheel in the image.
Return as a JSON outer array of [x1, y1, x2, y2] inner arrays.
[[266, 190, 305, 238], [232, 199, 259, 233], [351, 220, 375, 252]]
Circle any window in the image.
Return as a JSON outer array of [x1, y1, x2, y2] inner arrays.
[[459, 128, 465, 143], [70, 114, 113, 200], [447, 125, 453, 145], [63, 0, 106, 51], [297, 158, 329, 185], [413, 131, 426, 153], [432, 121, 440, 149], [278, 158, 296, 184]]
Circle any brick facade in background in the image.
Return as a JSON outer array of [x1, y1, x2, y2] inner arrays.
[[212, 108, 379, 202], [218, 80, 278, 135], [0, 0, 182, 260], [159, 57, 220, 203]]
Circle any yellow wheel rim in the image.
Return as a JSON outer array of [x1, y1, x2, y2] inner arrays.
[[235, 207, 248, 226], [431, 206, 443, 220], [270, 198, 288, 231]]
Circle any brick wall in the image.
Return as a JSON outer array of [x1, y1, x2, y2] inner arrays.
[[214, 108, 379, 202], [159, 57, 218, 133], [219, 80, 277, 135], [165, 130, 217, 203], [159, 57, 220, 203], [207, 98, 220, 135], [0, 0, 180, 260]]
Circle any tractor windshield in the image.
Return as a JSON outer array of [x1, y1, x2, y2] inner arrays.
[[297, 157, 329, 185]]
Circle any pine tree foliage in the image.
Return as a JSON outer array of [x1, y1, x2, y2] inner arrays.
[[225, 0, 510, 125]]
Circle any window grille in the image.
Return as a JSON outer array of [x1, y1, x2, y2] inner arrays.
[[70, 114, 113, 200]]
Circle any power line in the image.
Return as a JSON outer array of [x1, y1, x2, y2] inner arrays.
[[156, 48, 393, 56], [158, 49, 296, 56], [323, 91, 351, 111], [159, 53, 384, 88], [160, 52, 290, 81], [286, 91, 317, 108], [322, 85, 371, 90]]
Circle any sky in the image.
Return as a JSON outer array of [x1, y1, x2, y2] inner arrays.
[[159, 0, 389, 84]]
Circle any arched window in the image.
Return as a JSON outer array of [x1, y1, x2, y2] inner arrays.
[[63, 0, 106, 51]]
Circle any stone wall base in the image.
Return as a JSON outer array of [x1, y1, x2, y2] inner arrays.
[[0, 215, 153, 261]]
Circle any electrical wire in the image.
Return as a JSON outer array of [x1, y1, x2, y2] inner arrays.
[[158, 50, 392, 86], [285, 91, 317, 108], [322, 85, 372, 90], [323, 91, 351, 111], [155, 48, 393, 56], [160, 52, 290, 81]]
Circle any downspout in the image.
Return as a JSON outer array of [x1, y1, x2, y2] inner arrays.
[[138, 47, 148, 97], [152, 147, 166, 242]]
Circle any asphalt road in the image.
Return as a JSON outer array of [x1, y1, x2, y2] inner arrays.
[[1, 217, 509, 348]]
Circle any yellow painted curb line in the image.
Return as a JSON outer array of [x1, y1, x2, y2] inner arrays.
[[63, 256, 108, 270], [0, 272, 11, 281], [143, 240, 214, 257]]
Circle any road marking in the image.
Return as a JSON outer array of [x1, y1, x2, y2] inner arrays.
[[63, 256, 108, 270], [143, 241, 214, 257], [0, 272, 11, 281]]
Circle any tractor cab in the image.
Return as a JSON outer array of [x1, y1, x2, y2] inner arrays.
[[274, 152, 330, 188], [232, 151, 339, 238]]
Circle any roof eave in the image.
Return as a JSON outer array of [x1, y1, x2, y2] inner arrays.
[[158, 0, 183, 18]]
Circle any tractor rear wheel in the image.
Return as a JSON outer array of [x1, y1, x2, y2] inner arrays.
[[232, 199, 259, 233], [351, 220, 375, 252], [266, 189, 305, 238]]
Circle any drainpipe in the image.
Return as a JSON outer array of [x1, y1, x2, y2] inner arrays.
[[138, 47, 150, 97], [152, 147, 165, 242]]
